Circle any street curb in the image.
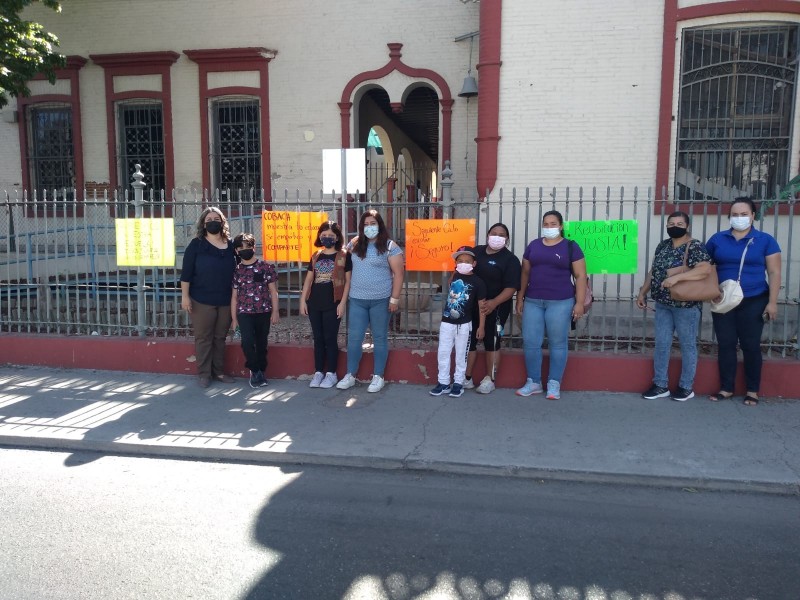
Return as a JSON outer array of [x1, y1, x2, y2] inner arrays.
[[2, 436, 798, 497]]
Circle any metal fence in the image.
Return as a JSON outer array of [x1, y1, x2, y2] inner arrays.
[[2, 175, 799, 358]]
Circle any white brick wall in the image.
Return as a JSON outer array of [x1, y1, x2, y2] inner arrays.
[[495, 0, 665, 192]]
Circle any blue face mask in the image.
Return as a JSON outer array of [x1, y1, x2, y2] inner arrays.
[[363, 225, 379, 240]]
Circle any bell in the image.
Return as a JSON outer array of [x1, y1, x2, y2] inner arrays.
[[458, 75, 478, 98]]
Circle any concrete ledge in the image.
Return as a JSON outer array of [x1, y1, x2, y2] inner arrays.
[[2, 437, 797, 496], [1, 333, 798, 397]]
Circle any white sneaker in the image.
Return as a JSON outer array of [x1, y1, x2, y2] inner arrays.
[[320, 372, 338, 389], [309, 371, 324, 388], [463, 378, 475, 390], [476, 376, 496, 394], [336, 373, 356, 390], [367, 375, 385, 393]]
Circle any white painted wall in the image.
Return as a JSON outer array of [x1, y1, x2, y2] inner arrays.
[[7, 0, 479, 196]]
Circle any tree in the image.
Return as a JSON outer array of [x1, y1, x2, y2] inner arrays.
[[0, 0, 65, 108]]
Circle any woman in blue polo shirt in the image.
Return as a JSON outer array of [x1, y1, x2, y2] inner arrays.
[[705, 198, 781, 406]]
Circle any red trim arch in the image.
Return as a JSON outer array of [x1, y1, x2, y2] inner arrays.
[[656, 0, 800, 205], [339, 43, 453, 166], [184, 47, 276, 199], [89, 51, 180, 198], [17, 56, 87, 211]]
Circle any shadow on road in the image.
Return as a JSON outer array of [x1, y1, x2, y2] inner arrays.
[[242, 465, 800, 599]]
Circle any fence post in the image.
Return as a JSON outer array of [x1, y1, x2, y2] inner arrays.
[[440, 160, 454, 207], [131, 164, 147, 336]]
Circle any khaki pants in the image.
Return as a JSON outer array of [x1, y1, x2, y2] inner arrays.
[[191, 300, 232, 378]]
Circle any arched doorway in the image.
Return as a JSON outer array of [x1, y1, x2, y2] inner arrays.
[[357, 86, 438, 203]]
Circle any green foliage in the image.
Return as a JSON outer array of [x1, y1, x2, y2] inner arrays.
[[0, 0, 66, 108]]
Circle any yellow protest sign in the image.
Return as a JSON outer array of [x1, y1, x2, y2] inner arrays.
[[115, 218, 175, 266], [405, 219, 476, 271], [262, 211, 329, 262]]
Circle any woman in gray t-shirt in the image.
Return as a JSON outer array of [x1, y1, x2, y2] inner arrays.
[[335, 210, 404, 393]]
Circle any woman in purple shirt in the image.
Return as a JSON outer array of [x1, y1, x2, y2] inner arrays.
[[515, 210, 588, 400]]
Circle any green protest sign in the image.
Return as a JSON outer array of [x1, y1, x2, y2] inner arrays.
[[563, 220, 638, 274]]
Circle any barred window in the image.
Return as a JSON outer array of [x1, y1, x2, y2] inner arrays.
[[117, 101, 165, 196], [26, 104, 75, 200], [676, 24, 798, 201], [211, 98, 262, 201]]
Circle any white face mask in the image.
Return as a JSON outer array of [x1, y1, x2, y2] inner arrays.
[[487, 235, 507, 250], [363, 224, 379, 239], [455, 263, 474, 275], [730, 216, 752, 231], [542, 227, 561, 239]]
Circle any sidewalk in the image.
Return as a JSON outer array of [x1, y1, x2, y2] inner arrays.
[[0, 365, 798, 494]]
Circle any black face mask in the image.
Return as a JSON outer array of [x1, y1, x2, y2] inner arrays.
[[666, 226, 687, 239], [320, 237, 336, 248], [238, 249, 255, 260], [205, 221, 222, 235]]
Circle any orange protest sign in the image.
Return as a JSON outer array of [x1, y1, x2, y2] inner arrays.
[[261, 211, 329, 262], [405, 219, 476, 271]]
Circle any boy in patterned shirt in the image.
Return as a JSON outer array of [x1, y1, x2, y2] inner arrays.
[[231, 233, 280, 387]]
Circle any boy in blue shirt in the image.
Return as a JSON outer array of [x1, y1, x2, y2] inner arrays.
[[430, 246, 487, 398]]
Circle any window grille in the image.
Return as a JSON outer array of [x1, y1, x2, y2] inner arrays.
[[117, 101, 165, 196], [210, 98, 261, 201], [27, 104, 75, 200], [676, 24, 798, 201]]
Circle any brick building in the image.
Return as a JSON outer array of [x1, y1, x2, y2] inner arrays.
[[3, 0, 800, 203]]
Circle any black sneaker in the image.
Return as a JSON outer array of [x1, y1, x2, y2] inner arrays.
[[642, 385, 670, 400], [448, 383, 464, 398], [259, 371, 269, 387], [249, 370, 261, 388], [672, 387, 694, 402]]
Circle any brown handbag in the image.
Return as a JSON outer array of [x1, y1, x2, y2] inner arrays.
[[666, 240, 720, 302]]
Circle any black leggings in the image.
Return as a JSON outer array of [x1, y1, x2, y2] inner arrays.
[[308, 306, 342, 373], [469, 301, 511, 352], [711, 293, 769, 392]]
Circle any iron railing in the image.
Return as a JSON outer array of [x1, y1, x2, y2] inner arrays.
[[2, 182, 798, 358]]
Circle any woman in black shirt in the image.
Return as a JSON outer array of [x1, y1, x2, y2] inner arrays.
[[180, 207, 237, 388], [464, 222, 522, 394]]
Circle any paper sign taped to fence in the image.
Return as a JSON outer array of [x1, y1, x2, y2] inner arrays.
[[405, 219, 476, 271], [262, 211, 329, 262], [115, 218, 175, 266], [563, 219, 638, 274]]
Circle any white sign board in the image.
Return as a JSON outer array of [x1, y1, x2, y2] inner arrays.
[[322, 148, 366, 194]]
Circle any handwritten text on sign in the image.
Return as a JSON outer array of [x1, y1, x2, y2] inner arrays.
[[115, 218, 175, 266], [262, 211, 329, 262], [563, 219, 638, 274], [405, 219, 476, 271]]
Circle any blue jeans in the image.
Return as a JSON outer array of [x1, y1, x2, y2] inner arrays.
[[346, 297, 390, 376], [521, 297, 574, 384], [653, 302, 700, 390]]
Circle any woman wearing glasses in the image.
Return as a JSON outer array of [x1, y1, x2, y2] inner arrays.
[[181, 207, 237, 388]]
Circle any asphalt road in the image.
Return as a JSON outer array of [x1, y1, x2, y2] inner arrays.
[[0, 448, 798, 600]]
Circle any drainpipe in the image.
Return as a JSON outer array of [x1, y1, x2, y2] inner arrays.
[[475, 0, 502, 199]]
